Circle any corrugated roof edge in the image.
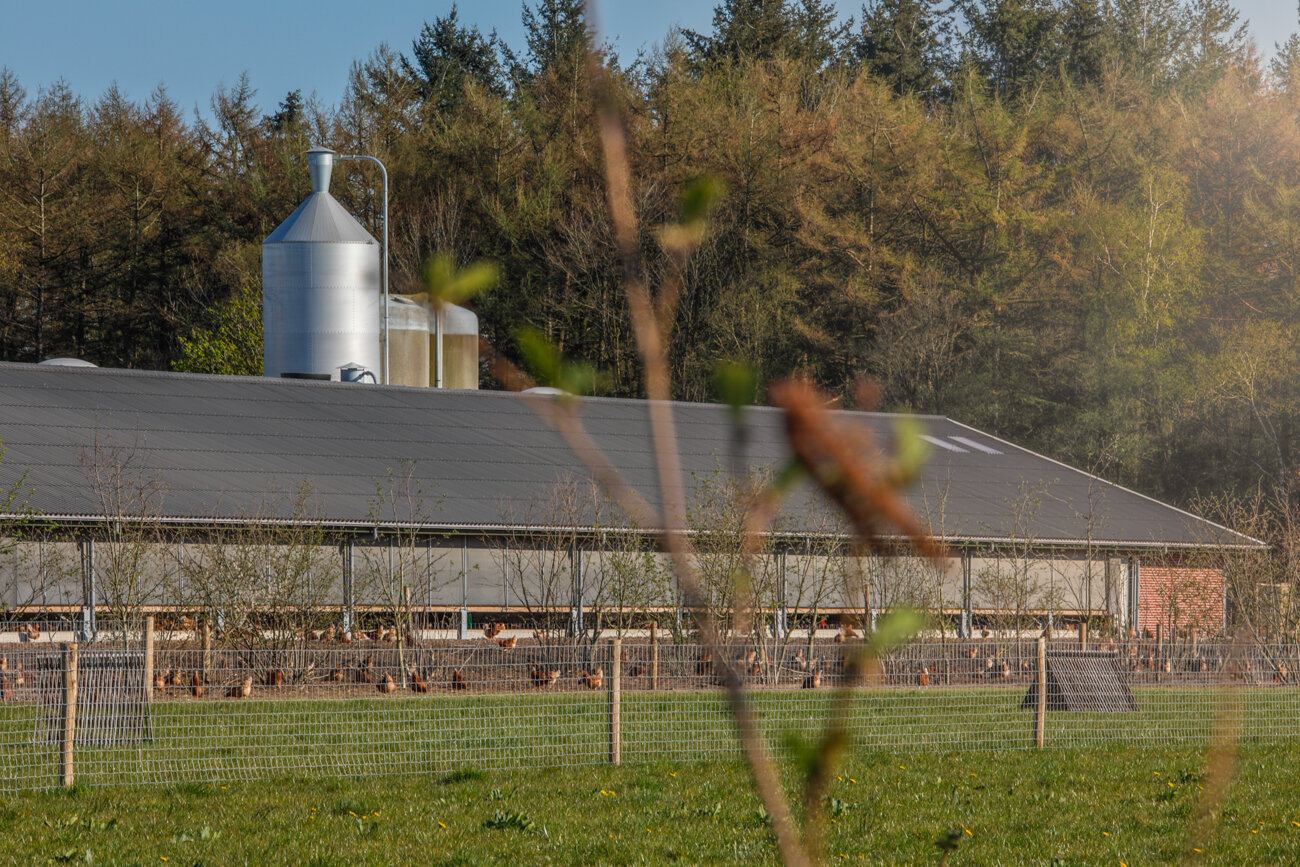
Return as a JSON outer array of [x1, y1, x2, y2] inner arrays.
[[0, 512, 1264, 552], [945, 418, 1267, 550]]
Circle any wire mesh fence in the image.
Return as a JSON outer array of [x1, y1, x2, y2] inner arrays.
[[2, 630, 1300, 792]]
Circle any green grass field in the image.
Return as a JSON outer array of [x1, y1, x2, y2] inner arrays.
[[5, 744, 1300, 864], [3, 686, 1300, 863]]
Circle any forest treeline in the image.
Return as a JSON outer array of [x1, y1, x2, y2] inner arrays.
[[1, 0, 1300, 511]]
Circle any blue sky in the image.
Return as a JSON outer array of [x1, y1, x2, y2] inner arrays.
[[3, 1, 1296, 117]]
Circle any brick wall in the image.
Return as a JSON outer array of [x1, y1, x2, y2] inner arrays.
[[1137, 563, 1224, 634]]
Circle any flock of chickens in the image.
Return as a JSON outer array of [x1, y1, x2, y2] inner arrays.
[[3, 619, 1297, 704]]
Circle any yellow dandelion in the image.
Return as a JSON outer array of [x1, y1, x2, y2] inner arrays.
[[349, 811, 357, 817], [1102, 832, 1110, 837], [1169, 782, 1175, 788], [1293, 821, 1300, 828], [669, 772, 677, 778], [849, 778, 857, 784], [1153, 771, 1160, 775], [1193, 848, 1202, 853], [964, 828, 973, 836], [1252, 830, 1259, 835], [438, 822, 446, 829]]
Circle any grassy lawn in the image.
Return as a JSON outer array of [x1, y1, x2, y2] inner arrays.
[[2, 686, 1300, 863], [4, 744, 1300, 864]]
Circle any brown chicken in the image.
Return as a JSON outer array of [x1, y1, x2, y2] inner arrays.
[[696, 654, 713, 676], [0, 675, 10, 702], [916, 666, 930, 687], [482, 622, 503, 639], [12, 664, 22, 688], [154, 673, 167, 692], [409, 666, 430, 693], [450, 669, 469, 691], [323, 624, 336, 643], [581, 667, 604, 690], [268, 669, 283, 687], [628, 664, 646, 678], [0, 655, 8, 672], [25, 623, 39, 641], [180, 614, 197, 631], [354, 656, 374, 684], [329, 667, 345, 683], [1275, 663, 1290, 684], [379, 673, 397, 694], [997, 661, 1011, 680], [166, 669, 182, 688], [227, 676, 253, 698], [498, 636, 518, 650], [530, 667, 560, 687], [964, 646, 979, 659], [190, 671, 205, 698], [802, 663, 823, 689]]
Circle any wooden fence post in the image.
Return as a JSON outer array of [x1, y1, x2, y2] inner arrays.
[[201, 621, 213, 684], [1079, 621, 1088, 651], [1155, 622, 1163, 683], [1034, 635, 1046, 749], [609, 637, 622, 765], [60, 642, 79, 788], [649, 621, 659, 691], [143, 615, 155, 703]]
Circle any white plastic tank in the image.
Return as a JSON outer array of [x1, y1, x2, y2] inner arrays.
[[387, 296, 431, 387], [425, 301, 479, 389], [262, 147, 381, 380]]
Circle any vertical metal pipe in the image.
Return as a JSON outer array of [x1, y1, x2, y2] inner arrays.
[[336, 153, 389, 384], [341, 541, 355, 634], [1035, 635, 1046, 748], [961, 550, 972, 639], [459, 538, 469, 640], [143, 615, 155, 704], [434, 308, 444, 388]]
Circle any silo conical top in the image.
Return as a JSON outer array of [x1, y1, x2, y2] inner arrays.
[[307, 146, 334, 194]]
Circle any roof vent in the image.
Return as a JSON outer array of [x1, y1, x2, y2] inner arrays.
[[38, 358, 98, 368]]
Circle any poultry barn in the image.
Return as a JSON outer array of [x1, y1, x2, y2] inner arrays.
[[0, 361, 1260, 641]]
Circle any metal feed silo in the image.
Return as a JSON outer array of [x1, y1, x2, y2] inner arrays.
[[262, 147, 381, 380]]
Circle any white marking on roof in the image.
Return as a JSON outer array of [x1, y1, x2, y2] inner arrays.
[[949, 436, 1002, 454], [920, 435, 968, 453]]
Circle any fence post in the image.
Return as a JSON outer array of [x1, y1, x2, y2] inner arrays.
[[143, 615, 155, 703], [60, 642, 79, 788], [649, 621, 659, 691], [1034, 635, 1046, 749], [1155, 622, 1163, 683], [1079, 620, 1087, 651], [609, 637, 622, 765], [201, 621, 213, 685]]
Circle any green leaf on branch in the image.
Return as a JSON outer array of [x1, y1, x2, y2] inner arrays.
[[888, 416, 930, 487], [422, 253, 498, 306], [867, 608, 926, 659], [712, 360, 758, 423], [516, 327, 606, 400], [659, 174, 725, 250]]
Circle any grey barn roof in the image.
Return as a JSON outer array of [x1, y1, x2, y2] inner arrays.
[[0, 363, 1261, 550]]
